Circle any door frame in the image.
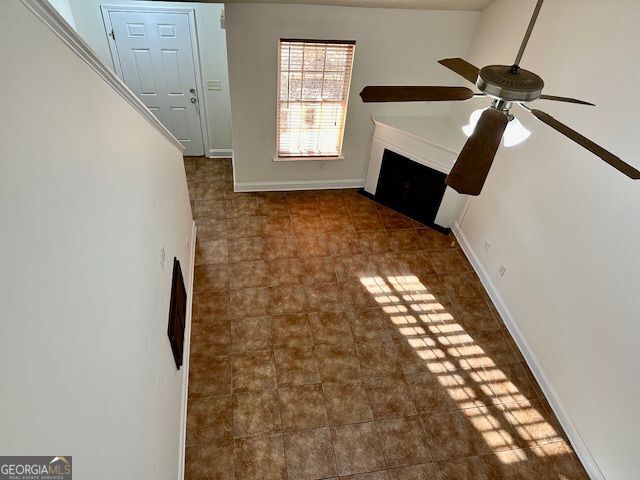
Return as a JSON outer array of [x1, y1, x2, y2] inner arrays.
[[100, 4, 211, 156]]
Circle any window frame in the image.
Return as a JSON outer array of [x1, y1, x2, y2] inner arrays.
[[274, 38, 356, 161]]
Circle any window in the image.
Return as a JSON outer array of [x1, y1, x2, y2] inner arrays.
[[276, 39, 355, 159]]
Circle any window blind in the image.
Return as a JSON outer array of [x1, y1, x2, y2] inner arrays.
[[277, 39, 355, 158]]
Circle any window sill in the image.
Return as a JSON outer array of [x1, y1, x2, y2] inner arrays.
[[273, 155, 344, 162]]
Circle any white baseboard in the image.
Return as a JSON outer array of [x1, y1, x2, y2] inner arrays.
[[207, 148, 234, 158], [178, 221, 197, 480], [234, 178, 365, 192], [452, 221, 604, 480]]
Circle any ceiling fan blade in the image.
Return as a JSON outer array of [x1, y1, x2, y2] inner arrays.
[[530, 109, 640, 179], [446, 108, 509, 195], [538, 95, 595, 106], [438, 58, 480, 85], [359, 86, 475, 103]]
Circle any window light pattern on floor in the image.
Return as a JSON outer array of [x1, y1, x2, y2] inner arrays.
[[359, 274, 564, 459]]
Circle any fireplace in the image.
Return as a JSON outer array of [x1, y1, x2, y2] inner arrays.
[[372, 149, 448, 229], [363, 115, 469, 230]]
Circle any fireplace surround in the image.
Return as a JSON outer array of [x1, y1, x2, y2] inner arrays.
[[364, 115, 469, 231]]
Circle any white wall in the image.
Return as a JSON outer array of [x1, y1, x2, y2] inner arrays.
[[0, 2, 193, 478], [47, 0, 76, 28], [225, 3, 479, 188], [69, 0, 233, 154], [454, 1, 640, 478]]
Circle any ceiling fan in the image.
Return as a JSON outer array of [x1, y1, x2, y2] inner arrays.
[[359, 0, 640, 196]]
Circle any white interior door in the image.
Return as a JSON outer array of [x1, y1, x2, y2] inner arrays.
[[107, 10, 205, 156]]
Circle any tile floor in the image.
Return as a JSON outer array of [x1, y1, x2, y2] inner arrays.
[[184, 157, 589, 480]]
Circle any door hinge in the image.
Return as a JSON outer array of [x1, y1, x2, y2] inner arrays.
[[110, 28, 116, 41]]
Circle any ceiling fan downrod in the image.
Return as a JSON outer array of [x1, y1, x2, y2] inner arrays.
[[510, 0, 545, 74]]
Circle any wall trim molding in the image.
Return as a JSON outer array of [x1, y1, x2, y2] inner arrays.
[[234, 178, 365, 192], [19, 0, 184, 153], [178, 221, 197, 480], [452, 221, 604, 480], [208, 149, 234, 159]]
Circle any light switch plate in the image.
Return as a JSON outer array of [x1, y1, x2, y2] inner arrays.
[[207, 80, 221, 91]]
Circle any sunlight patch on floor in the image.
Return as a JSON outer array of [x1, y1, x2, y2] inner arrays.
[[359, 274, 564, 461]]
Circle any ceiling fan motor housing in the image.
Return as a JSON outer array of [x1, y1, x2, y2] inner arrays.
[[477, 65, 544, 103]]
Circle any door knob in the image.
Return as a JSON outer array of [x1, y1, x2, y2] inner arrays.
[[190, 98, 197, 103]]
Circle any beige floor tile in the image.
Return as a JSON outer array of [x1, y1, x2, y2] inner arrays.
[[364, 375, 416, 420], [295, 234, 332, 258], [375, 416, 431, 468], [190, 320, 230, 356], [193, 264, 229, 293], [186, 395, 232, 446], [316, 343, 362, 383], [229, 261, 269, 289], [348, 307, 390, 342], [388, 230, 423, 252], [356, 338, 402, 378], [306, 283, 345, 312], [263, 235, 298, 260], [231, 350, 277, 392], [274, 346, 321, 386], [234, 433, 287, 480], [340, 471, 389, 480], [193, 291, 229, 322], [331, 422, 386, 476], [481, 449, 537, 479], [436, 456, 489, 480], [430, 250, 472, 275], [233, 390, 281, 438], [418, 229, 456, 250], [279, 384, 328, 431], [269, 284, 308, 314], [267, 258, 302, 286], [309, 311, 353, 345], [300, 256, 338, 284], [420, 410, 478, 461], [358, 231, 393, 254], [188, 353, 231, 398], [231, 316, 272, 353], [185, 437, 234, 480], [378, 208, 414, 230], [229, 287, 270, 318], [284, 427, 337, 479], [388, 463, 438, 480], [195, 238, 228, 265], [228, 237, 265, 263], [322, 380, 374, 425], [272, 313, 313, 348]]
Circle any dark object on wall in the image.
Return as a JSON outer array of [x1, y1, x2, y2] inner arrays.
[[366, 149, 448, 232], [168, 258, 187, 370]]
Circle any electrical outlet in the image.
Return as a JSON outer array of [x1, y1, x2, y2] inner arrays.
[[484, 240, 491, 253], [207, 80, 221, 91], [160, 245, 166, 270], [498, 265, 506, 277]]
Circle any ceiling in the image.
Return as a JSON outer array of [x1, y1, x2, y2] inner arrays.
[[220, 0, 493, 11]]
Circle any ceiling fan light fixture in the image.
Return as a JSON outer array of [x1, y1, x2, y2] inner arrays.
[[463, 108, 531, 147], [359, 0, 639, 192]]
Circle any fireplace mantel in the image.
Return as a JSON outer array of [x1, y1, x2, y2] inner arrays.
[[364, 115, 469, 229]]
